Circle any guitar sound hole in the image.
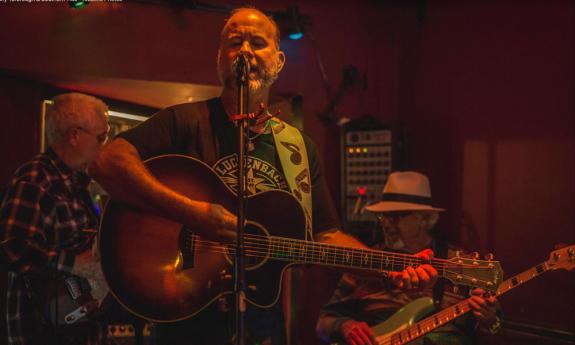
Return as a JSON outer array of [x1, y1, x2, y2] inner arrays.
[[224, 221, 270, 270]]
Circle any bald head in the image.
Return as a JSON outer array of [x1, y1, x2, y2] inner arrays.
[[221, 8, 281, 49]]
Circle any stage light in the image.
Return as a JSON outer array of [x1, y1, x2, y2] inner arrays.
[[288, 32, 304, 41], [273, 6, 310, 41], [69, 0, 88, 9], [286, 6, 304, 40]]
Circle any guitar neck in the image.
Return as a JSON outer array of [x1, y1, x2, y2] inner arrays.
[[377, 261, 550, 345], [268, 236, 442, 274]]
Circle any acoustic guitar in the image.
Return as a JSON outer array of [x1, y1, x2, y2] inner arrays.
[[99, 155, 503, 322]]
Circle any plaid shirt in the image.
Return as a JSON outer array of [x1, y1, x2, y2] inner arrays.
[[0, 148, 99, 345]]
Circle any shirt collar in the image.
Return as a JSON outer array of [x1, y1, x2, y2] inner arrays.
[[44, 147, 91, 188]]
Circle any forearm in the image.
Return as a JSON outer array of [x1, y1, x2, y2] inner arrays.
[[89, 139, 210, 230], [317, 229, 385, 277], [316, 229, 368, 249]]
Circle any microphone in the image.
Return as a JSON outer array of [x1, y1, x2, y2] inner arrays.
[[234, 51, 250, 85]]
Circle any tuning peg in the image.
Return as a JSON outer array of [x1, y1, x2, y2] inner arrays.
[[455, 250, 462, 257], [471, 252, 480, 260], [484, 253, 494, 261], [553, 252, 561, 262]]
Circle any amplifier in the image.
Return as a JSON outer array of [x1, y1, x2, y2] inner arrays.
[[340, 123, 404, 231]]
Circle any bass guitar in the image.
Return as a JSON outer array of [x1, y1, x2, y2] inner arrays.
[[373, 245, 575, 345], [99, 155, 503, 322]]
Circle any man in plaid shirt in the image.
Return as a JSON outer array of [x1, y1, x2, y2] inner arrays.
[[0, 93, 109, 345]]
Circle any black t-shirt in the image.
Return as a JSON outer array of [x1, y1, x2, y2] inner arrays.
[[119, 97, 340, 234]]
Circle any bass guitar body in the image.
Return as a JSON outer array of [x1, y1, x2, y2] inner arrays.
[[371, 297, 435, 338], [99, 155, 307, 322]]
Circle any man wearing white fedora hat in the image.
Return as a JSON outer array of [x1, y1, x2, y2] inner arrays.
[[365, 171, 445, 254], [317, 171, 501, 345]]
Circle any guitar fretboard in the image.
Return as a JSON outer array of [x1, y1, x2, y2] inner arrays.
[[266, 236, 436, 274], [376, 261, 550, 345]]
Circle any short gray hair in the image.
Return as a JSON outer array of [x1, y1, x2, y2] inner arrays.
[[45, 93, 108, 145]]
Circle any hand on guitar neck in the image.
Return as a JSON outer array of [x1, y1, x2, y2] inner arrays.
[[386, 248, 438, 292], [469, 288, 500, 332], [318, 232, 439, 293]]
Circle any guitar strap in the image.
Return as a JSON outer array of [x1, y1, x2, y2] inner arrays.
[[269, 118, 313, 241]]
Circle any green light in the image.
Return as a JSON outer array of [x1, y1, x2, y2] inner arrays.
[[69, 0, 88, 9]]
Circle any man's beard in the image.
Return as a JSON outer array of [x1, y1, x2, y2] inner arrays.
[[217, 53, 279, 93], [385, 236, 406, 250], [383, 228, 406, 250]]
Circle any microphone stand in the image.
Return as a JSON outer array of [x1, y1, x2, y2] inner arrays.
[[233, 53, 249, 345]]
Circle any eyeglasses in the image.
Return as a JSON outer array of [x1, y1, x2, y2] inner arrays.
[[377, 211, 416, 226], [74, 127, 109, 144]]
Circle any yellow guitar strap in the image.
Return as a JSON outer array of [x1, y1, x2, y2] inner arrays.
[[269, 118, 313, 241]]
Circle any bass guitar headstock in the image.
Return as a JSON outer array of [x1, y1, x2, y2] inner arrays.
[[444, 251, 504, 292], [546, 245, 575, 271]]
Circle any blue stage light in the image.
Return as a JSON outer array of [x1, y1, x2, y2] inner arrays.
[[288, 32, 304, 40]]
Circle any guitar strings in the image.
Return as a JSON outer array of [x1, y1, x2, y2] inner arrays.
[[188, 231, 436, 266], [181, 236, 497, 287], [186, 233, 496, 271], [190, 236, 489, 270], [189, 241, 496, 287]]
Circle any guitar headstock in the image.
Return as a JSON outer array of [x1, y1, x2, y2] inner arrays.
[[546, 245, 575, 271], [444, 252, 504, 292]]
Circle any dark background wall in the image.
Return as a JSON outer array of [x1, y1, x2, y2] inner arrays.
[[0, 1, 573, 344]]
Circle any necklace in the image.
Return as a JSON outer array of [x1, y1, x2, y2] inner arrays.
[[248, 118, 271, 152]]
